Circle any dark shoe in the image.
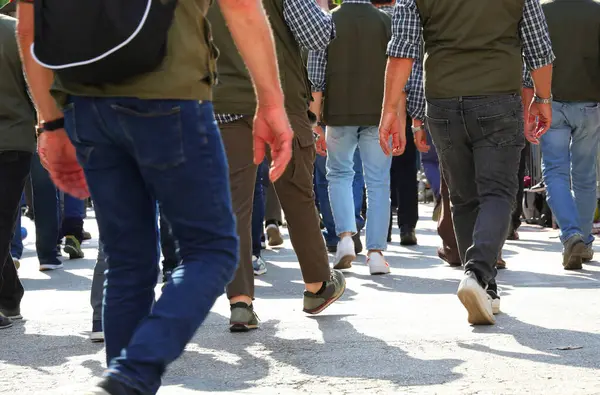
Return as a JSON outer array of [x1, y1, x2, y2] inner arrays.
[[496, 257, 507, 270], [303, 269, 346, 315], [266, 224, 284, 247], [229, 302, 259, 332], [82, 231, 92, 241], [387, 235, 392, 243], [64, 235, 85, 259], [326, 244, 337, 253], [582, 244, 594, 262], [457, 271, 495, 325], [563, 235, 586, 270], [400, 230, 417, 246], [0, 314, 13, 329], [0, 305, 22, 320], [89, 377, 140, 395], [90, 320, 104, 343], [437, 247, 461, 266], [352, 233, 363, 254], [506, 230, 519, 241]]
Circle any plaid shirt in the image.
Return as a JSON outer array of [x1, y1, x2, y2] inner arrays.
[[215, 0, 335, 124], [388, 0, 555, 91], [307, 0, 425, 120]]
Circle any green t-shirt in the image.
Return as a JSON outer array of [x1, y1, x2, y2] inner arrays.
[[51, 0, 218, 105], [0, 15, 36, 153]]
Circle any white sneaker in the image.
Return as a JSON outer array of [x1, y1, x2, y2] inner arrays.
[[367, 252, 390, 275], [334, 236, 355, 269], [252, 255, 268, 276], [39, 262, 64, 271], [457, 271, 495, 325]]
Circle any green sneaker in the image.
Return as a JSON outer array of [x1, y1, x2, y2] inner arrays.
[[64, 235, 84, 259], [563, 235, 586, 270], [303, 269, 346, 315], [229, 302, 259, 332]]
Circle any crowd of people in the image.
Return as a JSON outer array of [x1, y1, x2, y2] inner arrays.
[[0, 0, 599, 394]]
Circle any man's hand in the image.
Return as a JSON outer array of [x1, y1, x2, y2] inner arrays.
[[379, 110, 406, 156], [37, 130, 89, 199], [526, 101, 552, 144], [253, 105, 294, 182], [413, 121, 430, 153], [313, 125, 327, 156]]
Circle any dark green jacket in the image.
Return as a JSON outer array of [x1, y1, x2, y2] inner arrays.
[[542, 0, 600, 102], [323, 3, 390, 126], [208, 0, 311, 115], [417, 0, 524, 98], [0, 15, 36, 153]]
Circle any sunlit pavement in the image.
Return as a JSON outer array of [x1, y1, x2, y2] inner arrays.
[[2, 204, 599, 395]]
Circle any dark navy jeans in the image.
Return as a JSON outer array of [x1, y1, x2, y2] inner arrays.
[[252, 159, 268, 257], [64, 97, 238, 395], [426, 94, 525, 286]]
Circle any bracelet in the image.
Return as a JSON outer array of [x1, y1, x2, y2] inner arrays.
[[534, 95, 553, 104]]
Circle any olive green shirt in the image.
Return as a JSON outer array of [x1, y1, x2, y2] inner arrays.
[[52, 0, 218, 104], [0, 15, 36, 153]]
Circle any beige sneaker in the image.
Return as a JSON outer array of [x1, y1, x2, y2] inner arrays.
[[333, 236, 355, 270], [457, 271, 495, 325], [266, 224, 284, 247]]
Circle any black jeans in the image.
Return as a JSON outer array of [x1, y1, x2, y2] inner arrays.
[[426, 94, 525, 285], [0, 151, 32, 311], [390, 117, 419, 234], [511, 142, 529, 232]]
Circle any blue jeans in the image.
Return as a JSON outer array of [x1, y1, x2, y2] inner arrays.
[[252, 159, 268, 257], [31, 152, 61, 266], [10, 206, 23, 259], [64, 97, 238, 395], [420, 131, 441, 200], [326, 126, 391, 251], [60, 193, 86, 242], [315, 150, 365, 247], [541, 101, 600, 245]]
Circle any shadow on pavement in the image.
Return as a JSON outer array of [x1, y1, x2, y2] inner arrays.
[[167, 314, 463, 392]]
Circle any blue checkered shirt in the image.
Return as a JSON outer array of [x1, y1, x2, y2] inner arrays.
[[215, 0, 335, 124], [307, 0, 425, 120], [388, 0, 555, 92]]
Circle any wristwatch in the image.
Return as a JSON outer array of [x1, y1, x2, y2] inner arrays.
[[534, 94, 553, 104], [36, 117, 65, 137], [411, 124, 425, 134]]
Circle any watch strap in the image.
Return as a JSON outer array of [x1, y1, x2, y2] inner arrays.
[[42, 117, 65, 132]]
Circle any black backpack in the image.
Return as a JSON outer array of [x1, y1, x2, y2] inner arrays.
[[32, 0, 178, 85]]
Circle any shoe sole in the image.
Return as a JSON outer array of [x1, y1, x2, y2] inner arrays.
[[64, 245, 84, 260], [563, 242, 586, 270], [253, 268, 267, 276], [333, 254, 354, 270], [457, 279, 495, 325], [370, 265, 391, 275], [266, 228, 284, 247], [229, 323, 258, 332], [5, 314, 22, 320], [400, 240, 417, 246], [39, 264, 64, 272], [90, 333, 105, 343], [0, 323, 13, 329], [303, 281, 346, 315], [496, 261, 507, 270]]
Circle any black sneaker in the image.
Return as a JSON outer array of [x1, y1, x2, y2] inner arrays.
[[0, 305, 22, 320], [400, 230, 417, 246], [352, 233, 363, 254], [0, 314, 12, 329], [84, 377, 140, 395]]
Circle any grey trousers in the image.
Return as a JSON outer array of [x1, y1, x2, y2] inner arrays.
[[91, 241, 106, 322]]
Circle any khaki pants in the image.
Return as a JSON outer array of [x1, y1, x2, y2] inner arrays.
[[220, 113, 330, 299]]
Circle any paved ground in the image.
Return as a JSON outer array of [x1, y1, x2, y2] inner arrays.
[[1, 204, 600, 395]]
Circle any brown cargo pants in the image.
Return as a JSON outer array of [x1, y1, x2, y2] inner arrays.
[[219, 112, 330, 299]]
